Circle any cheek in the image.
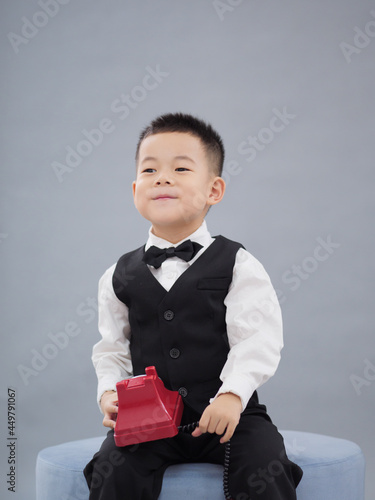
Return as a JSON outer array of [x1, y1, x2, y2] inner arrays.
[[183, 189, 208, 212], [133, 190, 146, 212]]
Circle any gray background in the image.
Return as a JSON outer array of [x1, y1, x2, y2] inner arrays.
[[1, 1, 374, 499]]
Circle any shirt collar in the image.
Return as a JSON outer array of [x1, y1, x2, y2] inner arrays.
[[145, 220, 213, 251]]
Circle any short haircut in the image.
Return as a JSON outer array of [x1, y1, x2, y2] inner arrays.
[[135, 112, 225, 176]]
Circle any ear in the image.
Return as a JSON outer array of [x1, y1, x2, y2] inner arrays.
[[132, 180, 137, 199], [207, 176, 226, 206]]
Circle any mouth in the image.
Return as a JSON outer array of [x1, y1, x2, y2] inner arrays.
[[152, 194, 177, 200]]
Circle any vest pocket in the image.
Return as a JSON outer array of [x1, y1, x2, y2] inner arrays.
[[197, 277, 232, 290]]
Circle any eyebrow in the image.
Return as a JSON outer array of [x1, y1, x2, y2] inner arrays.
[[141, 155, 196, 164], [174, 155, 195, 163]]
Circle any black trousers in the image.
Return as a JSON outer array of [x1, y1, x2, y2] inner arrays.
[[84, 403, 303, 500]]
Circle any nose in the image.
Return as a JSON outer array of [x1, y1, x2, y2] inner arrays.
[[155, 171, 173, 185]]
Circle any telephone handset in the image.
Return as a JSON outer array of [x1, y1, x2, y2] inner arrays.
[[114, 366, 233, 500], [114, 366, 184, 447]]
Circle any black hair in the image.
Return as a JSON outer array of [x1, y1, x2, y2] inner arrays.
[[135, 112, 225, 176]]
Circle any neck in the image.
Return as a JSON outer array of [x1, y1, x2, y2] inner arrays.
[[151, 220, 204, 244]]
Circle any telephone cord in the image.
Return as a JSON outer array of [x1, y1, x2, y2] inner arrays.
[[177, 422, 232, 500]]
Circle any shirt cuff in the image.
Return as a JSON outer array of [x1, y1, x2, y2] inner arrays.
[[209, 373, 257, 412], [97, 381, 120, 412]]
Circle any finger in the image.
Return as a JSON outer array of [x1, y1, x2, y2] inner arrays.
[[215, 420, 228, 437], [102, 405, 118, 419], [207, 416, 221, 434], [102, 416, 116, 429], [197, 414, 210, 434], [103, 408, 118, 426], [191, 428, 202, 438], [220, 422, 236, 444]]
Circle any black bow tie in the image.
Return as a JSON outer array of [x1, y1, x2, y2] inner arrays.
[[142, 240, 203, 269]]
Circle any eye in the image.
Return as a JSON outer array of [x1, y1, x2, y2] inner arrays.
[[175, 167, 190, 172], [142, 168, 156, 173]]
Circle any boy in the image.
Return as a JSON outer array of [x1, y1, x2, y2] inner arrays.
[[84, 113, 303, 499]]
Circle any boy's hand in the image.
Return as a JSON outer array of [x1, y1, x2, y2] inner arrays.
[[100, 390, 118, 429], [191, 392, 242, 443]]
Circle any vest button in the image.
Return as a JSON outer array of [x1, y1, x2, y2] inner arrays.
[[178, 387, 188, 398], [169, 348, 180, 359], [164, 310, 174, 321]]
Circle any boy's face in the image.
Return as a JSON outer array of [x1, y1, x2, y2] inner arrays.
[[133, 132, 225, 241]]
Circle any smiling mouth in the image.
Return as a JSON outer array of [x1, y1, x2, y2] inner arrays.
[[153, 195, 177, 200]]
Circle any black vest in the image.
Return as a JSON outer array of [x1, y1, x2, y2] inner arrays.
[[113, 236, 248, 414]]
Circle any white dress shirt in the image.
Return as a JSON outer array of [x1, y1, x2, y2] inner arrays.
[[92, 220, 283, 412]]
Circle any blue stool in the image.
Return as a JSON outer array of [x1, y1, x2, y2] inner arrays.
[[36, 430, 365, 500]]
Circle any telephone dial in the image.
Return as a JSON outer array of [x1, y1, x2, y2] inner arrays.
[[114, 366, 232, 499]]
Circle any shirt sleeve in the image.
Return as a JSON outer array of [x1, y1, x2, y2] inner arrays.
[[211, 247, 283, 411], [92, 263, 133, 411]]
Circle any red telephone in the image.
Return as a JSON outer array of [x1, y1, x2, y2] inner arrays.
[[114, 366, 233, 499], [114, 366, 184, 447]]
